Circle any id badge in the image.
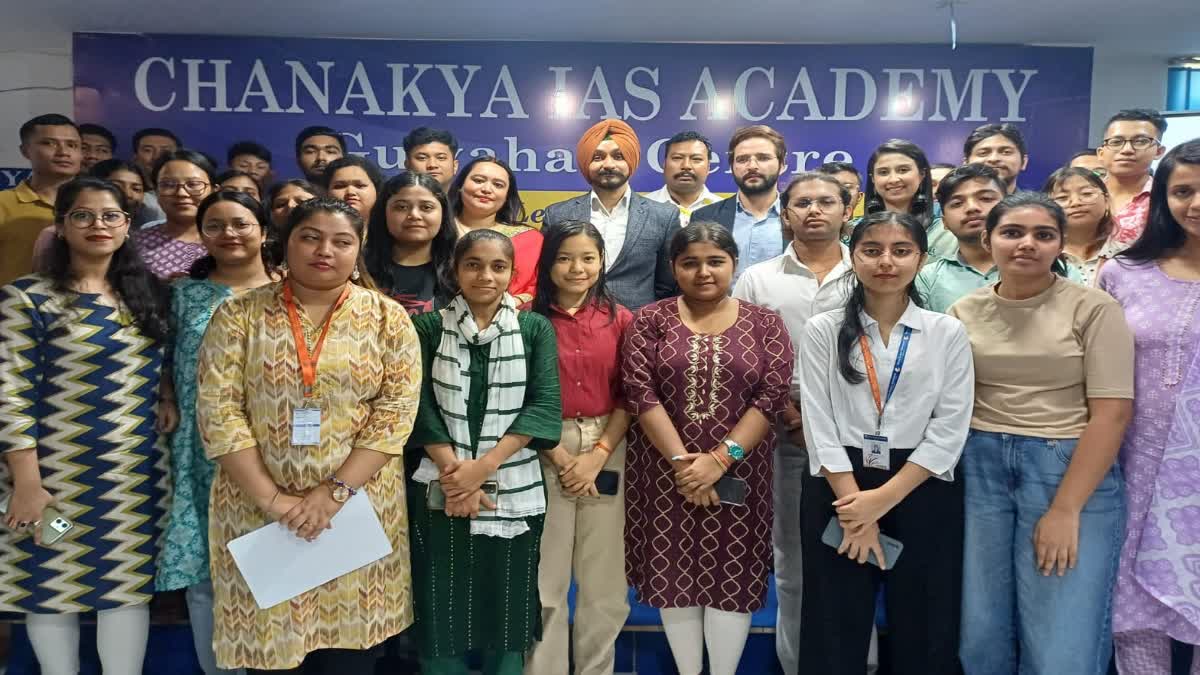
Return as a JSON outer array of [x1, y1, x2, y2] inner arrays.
[[291, 405, 322, 446], [863, 434, 890, 471]]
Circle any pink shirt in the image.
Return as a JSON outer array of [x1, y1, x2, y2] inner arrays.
[[1108, 176, 1153, 248]]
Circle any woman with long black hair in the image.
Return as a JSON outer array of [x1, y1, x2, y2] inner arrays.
[[0, 176, 174, 675], [861, 139, 957, 258], [799, 210, 974, 674]]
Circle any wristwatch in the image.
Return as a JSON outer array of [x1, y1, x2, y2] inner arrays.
[[722, 438, 746, 462], [328, 476, 357, 503]]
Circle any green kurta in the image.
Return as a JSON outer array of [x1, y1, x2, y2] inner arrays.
[[407, 309, 562, 658]]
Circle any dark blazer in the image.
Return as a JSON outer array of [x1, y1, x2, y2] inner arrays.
[[543, 192, 680, 310], [690, 195, 738, 230]]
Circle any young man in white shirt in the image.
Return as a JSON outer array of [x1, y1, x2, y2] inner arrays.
[[732, 171, 855, 675], [644, 131, 722, 226]]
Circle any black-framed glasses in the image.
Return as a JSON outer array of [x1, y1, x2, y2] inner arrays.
[[1101, 136, 1159, 151], [158, 179, 210, 195], [66, 210, 129, 228]]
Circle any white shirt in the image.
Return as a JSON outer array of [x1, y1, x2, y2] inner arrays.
[[732, 243, 854, 399], [643, 185, 722, 226], [590, 188, 632, 271], [799, 302, 975, 480]]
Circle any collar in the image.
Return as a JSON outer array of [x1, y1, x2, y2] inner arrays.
[[590, 187, 632, 216], [649, 185, 721, 211], [14, 180, 49, 206], [735, 193, 780, 217], [859, 300, 925, 334], [782, 242, 852, 276], [950, 251, 996, 275], [548, 302, 607, 321]]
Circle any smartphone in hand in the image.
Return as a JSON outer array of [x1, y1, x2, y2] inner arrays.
[[0, 494, 73, 545]]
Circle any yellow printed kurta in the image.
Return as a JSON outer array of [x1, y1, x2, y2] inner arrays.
[[196, 282, 419, 670]]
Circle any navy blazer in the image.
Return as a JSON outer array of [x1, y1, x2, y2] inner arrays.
[[690, 195, 738, 230], [543, 192, 680, 310]]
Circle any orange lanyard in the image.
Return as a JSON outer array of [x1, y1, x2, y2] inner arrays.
[[858, 326, 912, 431], [283, 282, 350, 398]]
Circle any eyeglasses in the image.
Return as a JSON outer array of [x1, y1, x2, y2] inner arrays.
[[855, 247, 917, 260], [1052, 188, 1105, 206], [66, 210, 129, 228], [158, 179, 210, 195], [1101, 136, 1159, 151], [200, 220, 258, 238], [788, 197, 843, 212]]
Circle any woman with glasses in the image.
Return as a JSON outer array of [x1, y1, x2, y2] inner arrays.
[[139, 149, 217, 279], [157, 191, 277, 675], [0, 177, 174, 675], [1044, 167, 1124, 285]]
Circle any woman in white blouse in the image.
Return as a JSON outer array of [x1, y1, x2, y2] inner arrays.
[[798, 210, 975, 675]]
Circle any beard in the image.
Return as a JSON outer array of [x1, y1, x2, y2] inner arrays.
[[734, 171, 780, 196]]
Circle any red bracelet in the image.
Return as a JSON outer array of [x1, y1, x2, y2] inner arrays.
[[711, 451, 731, 471]]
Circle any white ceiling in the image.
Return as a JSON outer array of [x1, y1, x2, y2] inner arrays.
[[7, 0, 1200, 56]]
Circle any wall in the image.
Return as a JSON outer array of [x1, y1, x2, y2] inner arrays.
[[0, 30, 1172, 174]]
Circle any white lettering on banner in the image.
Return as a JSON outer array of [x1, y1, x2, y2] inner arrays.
[[776, 68, 826, 121], [830, 68, 877, 121], [624, 67, 661, 121], [134, 57, 176, 111], [183, 59, 233, 112], [928, 69, 986, 122], [734, 67, 775, 121], [129, 58, 1039, 124]]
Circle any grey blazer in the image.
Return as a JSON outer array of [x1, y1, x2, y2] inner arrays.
[[543, 192, 680, 309]]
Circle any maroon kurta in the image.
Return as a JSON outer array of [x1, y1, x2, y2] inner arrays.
[[622, 298, 793, 612]]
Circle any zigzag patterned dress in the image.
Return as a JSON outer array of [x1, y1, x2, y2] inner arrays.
[[0, 275, 168, 613]]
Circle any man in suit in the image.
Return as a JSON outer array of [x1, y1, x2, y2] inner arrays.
[[544, 119, 679, 309], [691, 125, 788, 282]]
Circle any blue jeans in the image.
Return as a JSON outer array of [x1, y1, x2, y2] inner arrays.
[[959, 430, 1124, 675]]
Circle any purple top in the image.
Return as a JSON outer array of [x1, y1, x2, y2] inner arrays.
[[135, 225, 207, 279], [621, 298, 793, 612], [1100, 258, 1200, 642]]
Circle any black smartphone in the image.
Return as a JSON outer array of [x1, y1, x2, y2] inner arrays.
[[714, 476, 748, 506], [595, 470, 620, 496], [427, 480, 499, 511], [821, 516, 904, 569]]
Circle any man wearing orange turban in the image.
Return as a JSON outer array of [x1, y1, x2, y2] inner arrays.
[[575, 119, 642, 183]]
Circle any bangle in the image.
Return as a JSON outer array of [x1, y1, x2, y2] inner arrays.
[[711, 451, 731, 471], [266, 489, 280, 510], [593, 439, 613, 455]]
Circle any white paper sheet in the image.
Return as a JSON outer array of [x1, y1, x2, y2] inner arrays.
[[227, 491, 393, 609]]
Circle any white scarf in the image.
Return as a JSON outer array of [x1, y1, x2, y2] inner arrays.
[[413, 293, 544, 538]]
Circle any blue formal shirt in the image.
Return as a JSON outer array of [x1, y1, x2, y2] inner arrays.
[[731, 195, 785, 282]]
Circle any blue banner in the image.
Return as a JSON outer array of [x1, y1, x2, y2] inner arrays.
[[73, 33, 1091, 199]]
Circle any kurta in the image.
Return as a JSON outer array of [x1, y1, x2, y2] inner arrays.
[[156, 278, 233, 591], [1100, 259, 1200, 642], [0, 275, 168, 613], [407, 309, 561, 657], [622, 299, 793, 612], [135, 225, 206, 280], [196, 282, 420, 670]]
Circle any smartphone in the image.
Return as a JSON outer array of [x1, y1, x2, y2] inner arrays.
[[426, 480, 499, 511], [0, 494, 73, 545], [595, 470, 620, 496], [713, 476, 748, 506], [821, 516, 904, 569]]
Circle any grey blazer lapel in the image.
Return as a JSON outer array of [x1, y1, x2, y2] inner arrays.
[[612, 196, 649, 271], [572, 194, 591, 221]]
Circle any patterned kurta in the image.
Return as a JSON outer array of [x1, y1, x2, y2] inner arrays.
[[406, 309, 562, 657], [0, 275, 168, 613], [135, 225, 207, 280], [1100, 259, 1200, 642], [622, 299, 793, 613], [156, 278, 233, 591], [196, 282, 420, 670]]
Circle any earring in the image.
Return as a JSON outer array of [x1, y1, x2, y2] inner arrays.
[[351, 266, 361, 281]]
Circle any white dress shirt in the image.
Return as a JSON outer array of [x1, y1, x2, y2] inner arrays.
[[589, 188, 632, 271], [732, 244, 854, 400], [800, 301, 975, 480], [643, 185, 722, 226]]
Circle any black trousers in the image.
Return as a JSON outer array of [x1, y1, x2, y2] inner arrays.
[[799, 447, 964, 675], [246, 646, 382, 675]]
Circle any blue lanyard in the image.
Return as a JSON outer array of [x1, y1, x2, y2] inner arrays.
[[860, 325, 912, 432]]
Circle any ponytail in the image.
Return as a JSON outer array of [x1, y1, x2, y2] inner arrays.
[[836, 279, 869, 384]]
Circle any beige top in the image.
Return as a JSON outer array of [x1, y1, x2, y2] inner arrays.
[[947, 276, 1133, 438]]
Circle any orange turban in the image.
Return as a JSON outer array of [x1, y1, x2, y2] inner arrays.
[[576, 119, 641, 183]]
